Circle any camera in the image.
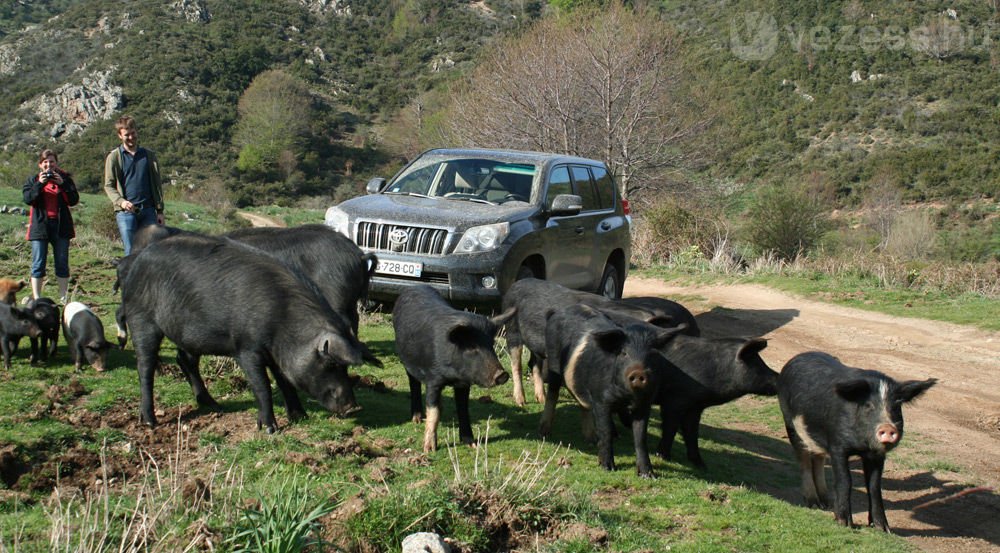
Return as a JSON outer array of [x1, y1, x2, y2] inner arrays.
[[40, 171, 55, 181]]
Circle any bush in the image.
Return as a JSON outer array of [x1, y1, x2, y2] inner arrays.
[[631, 197, 729, 267], [743, 182, 830, 260], [885, 210, 937, 261]]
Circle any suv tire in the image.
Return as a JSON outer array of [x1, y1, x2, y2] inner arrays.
[[598, 263, 621, 300]]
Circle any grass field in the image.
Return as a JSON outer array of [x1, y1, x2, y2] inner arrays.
[[0, 186, 923, 551]]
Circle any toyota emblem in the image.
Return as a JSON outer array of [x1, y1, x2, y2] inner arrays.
[[388, 228, 409, 251]]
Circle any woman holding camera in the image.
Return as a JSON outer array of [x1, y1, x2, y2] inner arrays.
[[23, 148, 79, 303]]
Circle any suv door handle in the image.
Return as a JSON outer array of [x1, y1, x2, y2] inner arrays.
[[574, 226, 585, 234]]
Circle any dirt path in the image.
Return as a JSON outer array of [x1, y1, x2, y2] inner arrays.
[[237, 211, 285, 227], [623, 277, 1000, 552]]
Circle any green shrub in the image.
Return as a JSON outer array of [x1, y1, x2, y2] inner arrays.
[[226, 476, 338, 553], [743, 182, 830, 260]]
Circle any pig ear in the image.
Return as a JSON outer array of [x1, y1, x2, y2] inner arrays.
[[834, 379, 872, 403], [897, 378, 937, 403], [358, 342, 383, 368], [737, 338, 768, 360], [318, 333, 363, 367], [652, 324, 687, 348], [647, 315, 674, 328], [592, 328, 627, 354], [489, 307, 517, 329], [447, 323, 479, 348]]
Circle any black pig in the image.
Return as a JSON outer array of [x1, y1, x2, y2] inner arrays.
[[393, 285, 516, 452], [26, 297, 60, 362], [63, 302, 113, 372], [778, 351, 936, 531], [227, 224, 378, 339], [117, 234, 366, 432], [619, 296, 700, 337], [502, 278, 673, 407], [654, 335, 777, 469], [0, 304, 41, 370], [540, 304, 686, 477]]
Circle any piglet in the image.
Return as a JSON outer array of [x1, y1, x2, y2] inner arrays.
[[393, 285, 516, 453], [26, 297, 60, 362], [778, 351, 936, 532], [0, 304, 41, 370], [62, 302, 113, 372]]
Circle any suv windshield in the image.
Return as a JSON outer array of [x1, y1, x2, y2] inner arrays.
[[386, 157, 536, 204]]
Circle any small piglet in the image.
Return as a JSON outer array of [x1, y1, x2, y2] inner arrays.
[[26, 298, 60, 362], [778, 351, 936, 532], [62, 302, 113, 372], [655, 335, 777, 469], [393, 285, 516, 452], [540, 304, 686, 478], [0, 304, 41, 370]]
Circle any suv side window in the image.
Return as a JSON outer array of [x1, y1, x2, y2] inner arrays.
[[571, 166, 600, 211], [545, 166, 573, 210], [590, 166, 615, 210]]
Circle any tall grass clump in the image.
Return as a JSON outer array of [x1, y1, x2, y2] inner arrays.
[[884, 210, 937, 260], [225, 476, 338, 553]]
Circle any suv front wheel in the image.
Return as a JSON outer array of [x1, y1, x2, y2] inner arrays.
[[598, 263, 621, 299]]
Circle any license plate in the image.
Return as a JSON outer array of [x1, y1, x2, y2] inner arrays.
[[376, 259, 423, 278]]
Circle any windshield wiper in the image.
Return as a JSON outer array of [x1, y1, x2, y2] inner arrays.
[[385, 191, 434, 199], [444, 196, 495, 205]]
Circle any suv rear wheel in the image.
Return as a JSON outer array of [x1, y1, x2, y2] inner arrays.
[[598, 263, 621, 299]]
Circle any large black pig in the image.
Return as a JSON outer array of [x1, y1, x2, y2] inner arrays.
[[26, 297, 60, 362], [0, 304, 42, 370], [540, 304, 686, 478], [226, 224, 378, 338], [618, 296, 700, 337], [393, 285, 515, 453], [778, 351, 936, 531], [63, 301, 113, 372], [502, 278, 673, 407], [654, 335, 777, 469], [117, 233, 366, 432]]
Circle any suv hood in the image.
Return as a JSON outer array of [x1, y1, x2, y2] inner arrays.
[[338, 193, 536, 229]]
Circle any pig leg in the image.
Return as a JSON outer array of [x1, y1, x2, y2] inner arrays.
[[631, 404, 655, 478], [593, 404, 616, 471], [133, 328, 164, 428], [1, 336, 11, 370], [269, 366, 306, 422], [72, 343, 85, 372], [795, 447, 823, 508], [237, 352, 278, 434], [679, 410, 707, 469], [29, 337, 39, 363], [454, 385, 475, 446], [509, 344, 526, 407], [46, 332, 57, 360], [580, 407, 596, 443], [657, 408, 680, 460], [812, 455, 829, 508], [176, 350, 221, 411], [830, 451, 855, 527], [538, 374, 562, 437], [862, 456, 890, 532], [422, 384, 442, 453], [407, 372, 424, 423], [531, 355, 546, 404]]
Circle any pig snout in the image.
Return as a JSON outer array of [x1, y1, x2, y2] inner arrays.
[[339, 402, 363, 416], [876, 423, 900, 445], [493, 370, 509, 386], [625, 365, 651, 391]]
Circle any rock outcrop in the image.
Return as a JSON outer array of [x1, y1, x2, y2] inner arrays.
[[20, 70, 123, 138]]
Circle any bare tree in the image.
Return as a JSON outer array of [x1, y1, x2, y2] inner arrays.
[[446, 3, 711, 202]]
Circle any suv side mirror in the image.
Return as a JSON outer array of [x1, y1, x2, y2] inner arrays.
[[366, 177, 386, 194], [549, 194, 583, 216]]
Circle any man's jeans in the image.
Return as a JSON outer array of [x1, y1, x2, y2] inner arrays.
[[116, 207, 158, 256]]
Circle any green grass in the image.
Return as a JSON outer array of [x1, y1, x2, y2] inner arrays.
[[0, 186, 962, 551]]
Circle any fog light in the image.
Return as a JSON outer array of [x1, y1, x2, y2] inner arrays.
[[481, 275, 497, 289]]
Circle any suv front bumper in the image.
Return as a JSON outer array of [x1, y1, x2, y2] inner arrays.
[[364, 249, 510, 308]]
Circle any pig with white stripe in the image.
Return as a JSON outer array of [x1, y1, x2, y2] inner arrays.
[[539, 304, 687, 478], [62, 302, 113, 372], [778, 351, 936, 531]]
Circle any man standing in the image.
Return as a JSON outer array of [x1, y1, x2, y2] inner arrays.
[[103, 115, 164, 255]]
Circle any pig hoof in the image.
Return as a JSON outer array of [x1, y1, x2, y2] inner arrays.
[[638, 470, 656, 479], [288, 409, 307, 422], [411, 414, 423, 424]]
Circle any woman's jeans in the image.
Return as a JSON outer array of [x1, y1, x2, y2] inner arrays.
[[116, 207, 158, 256], [30, 221, 70, 278]]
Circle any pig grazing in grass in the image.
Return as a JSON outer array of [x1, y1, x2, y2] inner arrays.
[[62, 302, 113, 372], [26, 298, 60, 363], [393, 285, 515, 453], [778, 351, 936, 531]]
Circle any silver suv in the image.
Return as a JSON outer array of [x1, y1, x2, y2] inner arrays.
[[324, 148, 631, 308]]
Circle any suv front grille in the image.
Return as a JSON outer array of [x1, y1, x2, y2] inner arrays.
[[355, 222, 450, 255]]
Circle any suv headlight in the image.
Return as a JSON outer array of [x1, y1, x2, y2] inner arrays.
[[325, 207, 350, 237], [455, 222, 510, 254]]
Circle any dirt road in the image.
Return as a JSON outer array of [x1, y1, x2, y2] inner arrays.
[[624, 277, 1000, 552]]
